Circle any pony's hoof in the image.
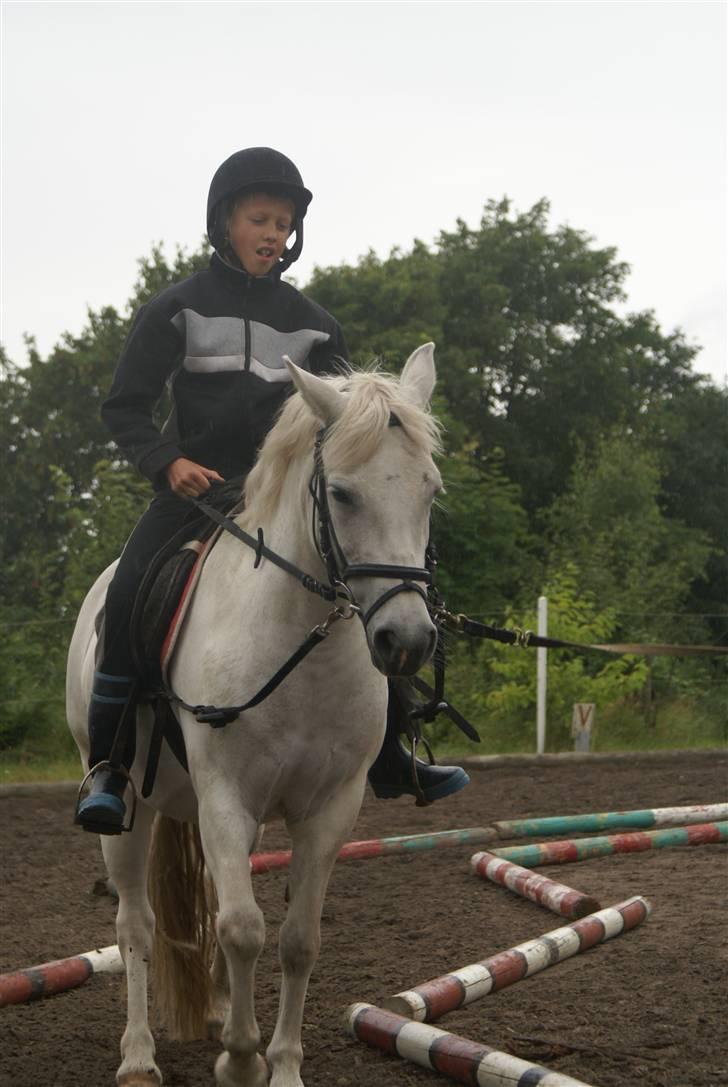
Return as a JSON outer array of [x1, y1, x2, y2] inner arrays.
[[118, 1071, 162, 1086], [215, 1050, 267, 1087]]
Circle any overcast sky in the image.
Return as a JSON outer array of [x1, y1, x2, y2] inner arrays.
[[2, 1, 726, 386]]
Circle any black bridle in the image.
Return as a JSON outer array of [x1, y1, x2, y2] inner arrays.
[[310, 426, 435, 628], [162, 420, 436, 727]]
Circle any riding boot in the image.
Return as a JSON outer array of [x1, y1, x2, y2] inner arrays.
[[368, 679, 470, 804], [75, 672, 136, 835]]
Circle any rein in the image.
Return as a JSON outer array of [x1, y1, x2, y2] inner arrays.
[[161, 421, 435, 726], [187, 496, 337, 603], [435, 609, 728, 658], [159, 434, 727, 737]]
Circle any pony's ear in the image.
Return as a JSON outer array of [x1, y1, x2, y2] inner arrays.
[[400, 342, 436, 408], [284, 357, 347, 425]]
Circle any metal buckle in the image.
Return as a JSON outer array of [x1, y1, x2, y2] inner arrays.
[[333, 581, 361, 621], [435, 609, 464, 631]]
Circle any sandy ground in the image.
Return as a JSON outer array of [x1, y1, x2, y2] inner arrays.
[[1, 751, 726, 1087]]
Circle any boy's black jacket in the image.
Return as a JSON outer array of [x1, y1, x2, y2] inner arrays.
[[102, 252, 348, 486]]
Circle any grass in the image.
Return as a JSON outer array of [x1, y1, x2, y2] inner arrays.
[[0, 695, 723, 785], [426, 691, 727, 758], [0, 751, 82, 783], [594, 697, 727, 752], [0, 715, 82, 783]]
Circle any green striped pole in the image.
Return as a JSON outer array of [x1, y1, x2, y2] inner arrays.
[[494, 803, 728, 840], [491, 821, 728, 868]]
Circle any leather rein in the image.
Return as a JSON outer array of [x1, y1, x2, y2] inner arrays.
[[163, 420, 435, 726]]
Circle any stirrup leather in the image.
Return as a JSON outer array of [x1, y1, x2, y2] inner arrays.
[[408, 735, 434, 807]]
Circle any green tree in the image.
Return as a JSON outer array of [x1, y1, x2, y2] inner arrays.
[[309, 240, 445, 370], [1, 242, 210, 612], [434, 564, 648, 753], [544, 432, 715, 645], [2, 212, 724, 760], [432, 446, 535, 617], [309, 199, 704, 516], [649, 383, 728, 629]]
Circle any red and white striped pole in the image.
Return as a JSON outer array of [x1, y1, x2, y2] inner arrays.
[[347, 1003, 597, 1087], [384, 896, 651, 1022], [491, 821, 728, 868], [250, 826, 497, 874], [0, 945, 123, 1007], [471, 851, 601, 918], [493, 802, 728, 839]]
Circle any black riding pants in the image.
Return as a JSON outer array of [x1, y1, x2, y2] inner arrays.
[[100, 491, 201, 678]]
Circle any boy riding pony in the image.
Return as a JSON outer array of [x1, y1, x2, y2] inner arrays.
[[76, 147, 468, 833]]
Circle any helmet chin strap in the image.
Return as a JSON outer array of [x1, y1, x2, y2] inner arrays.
[[278, 219, 304, 272]]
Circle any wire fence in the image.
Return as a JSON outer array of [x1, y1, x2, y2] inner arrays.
[[1, 610, 725, 713], [2, 611, 727, 629], [0, 618, 76, 627]]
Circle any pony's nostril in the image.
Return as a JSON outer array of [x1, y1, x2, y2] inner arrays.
[[373, 628, 398, 664], [372, 624, 437, 676]]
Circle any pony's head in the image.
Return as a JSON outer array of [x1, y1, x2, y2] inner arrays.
[[276, 343, 443, 676]]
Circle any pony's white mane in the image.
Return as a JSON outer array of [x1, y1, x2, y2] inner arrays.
[[241, 368, 442, 528]]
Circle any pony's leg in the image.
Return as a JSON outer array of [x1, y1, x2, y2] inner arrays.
[[204, 822, 264, 1040], [207, 942, 230, 1042], [267, 775, 367, 1087], [197, 797, 267, 1087], [100, 802, 161, 1086]]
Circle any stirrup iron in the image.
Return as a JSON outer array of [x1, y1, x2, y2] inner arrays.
[[75, 761, 138, 833]]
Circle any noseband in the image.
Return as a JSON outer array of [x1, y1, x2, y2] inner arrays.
[[310, 426, 434, 627]]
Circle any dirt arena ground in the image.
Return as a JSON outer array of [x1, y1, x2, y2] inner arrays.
[[1, 751, 726, 1087]]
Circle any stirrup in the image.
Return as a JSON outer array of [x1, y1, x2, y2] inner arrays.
[[369, 735, 470, 806], [74, 761, 138, 834]]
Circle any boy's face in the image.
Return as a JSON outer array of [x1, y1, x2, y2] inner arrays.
[[227, 192, 295, 275]]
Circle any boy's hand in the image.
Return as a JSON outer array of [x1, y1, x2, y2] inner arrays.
[[166, 457, 225, 498]]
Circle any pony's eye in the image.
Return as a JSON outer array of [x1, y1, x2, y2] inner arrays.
[[330, 487, 354, 507]]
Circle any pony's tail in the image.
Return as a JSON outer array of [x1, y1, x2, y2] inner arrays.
[[148, 814, 217, 1040]]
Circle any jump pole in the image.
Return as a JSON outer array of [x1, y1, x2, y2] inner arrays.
[[471, 851, 601, 919], [346, 1003, 597, 1087], [249, 826, 497, 874], [491, 821, 728, 869], [494, 803, 728, 839], [383, 896, 650, 1022], [0, 945, 123, 1007]]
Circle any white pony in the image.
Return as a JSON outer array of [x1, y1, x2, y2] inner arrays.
[[66, 343, 442, 1087]]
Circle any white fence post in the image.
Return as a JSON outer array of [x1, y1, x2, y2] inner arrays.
[[536, 595, 548, 754]]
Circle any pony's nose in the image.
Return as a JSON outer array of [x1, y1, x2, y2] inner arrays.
[[372, 623, 437, 676]]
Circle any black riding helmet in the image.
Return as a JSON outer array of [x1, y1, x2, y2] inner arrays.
[[207, 147, 313, 272]]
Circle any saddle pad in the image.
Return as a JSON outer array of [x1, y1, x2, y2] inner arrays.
[[134, 529, 221, 687], [159, 530, 221, 682]]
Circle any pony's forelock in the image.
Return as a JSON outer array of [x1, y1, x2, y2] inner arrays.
[[242, 368, 441, 526]]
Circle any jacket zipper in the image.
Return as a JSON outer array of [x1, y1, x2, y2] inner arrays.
[[242, 277, 251, 372], [244, 316, 251, 371]]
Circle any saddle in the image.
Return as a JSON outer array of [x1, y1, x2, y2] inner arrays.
[[127, 480, 246, 791]]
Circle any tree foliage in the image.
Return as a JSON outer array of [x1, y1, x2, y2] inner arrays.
[[544, 432, 716, 644], [309, 199, 705, 512], [1, 207, 724, 755]]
